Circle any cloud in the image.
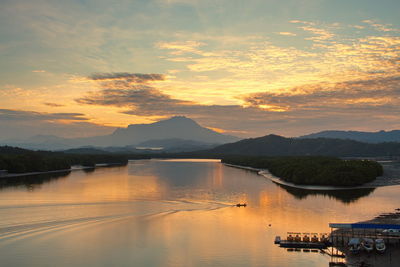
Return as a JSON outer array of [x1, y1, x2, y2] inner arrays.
[[277, 32, 297, 36], [242, 75, 400, 113], [0, 109, 114, 140], [43, 102, 65, 107], [76, 85, 188, 111], [362, 19, 399, 32], [0, 109, 88, 121], [156, 41, 205, 55], [32, 70, 46, 73], [300, 25, 334, 42], [76, 72, 400, 137], [88, 72, 165, 83]]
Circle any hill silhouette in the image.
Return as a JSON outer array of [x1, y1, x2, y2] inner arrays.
[[300, 130, 400, 143], [0, 116, 239, 150], [208, 134, 400, 157]]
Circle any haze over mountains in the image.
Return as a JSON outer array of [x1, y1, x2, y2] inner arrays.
[[300, 130, 400, 143], [0, 116, 239, 151], [207, 134, 400, 157], [2, 115, 400, 154]]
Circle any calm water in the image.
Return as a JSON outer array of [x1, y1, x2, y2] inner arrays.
[[0, 159, 399, 267]]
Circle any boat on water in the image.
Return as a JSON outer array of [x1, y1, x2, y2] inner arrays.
[[320, 234, 329, 243], [236, 203, 247, 207], [348, 238, 361, 254], [361, 238, 374, 252], [311, 233, 319, 243], [287, 233, 294, 242], [294, 234, 302, 242], [302, 233, 310, 242], [375, 239, 386, 253]]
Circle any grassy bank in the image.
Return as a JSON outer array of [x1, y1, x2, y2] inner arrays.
[[221, 156, 383, 186]]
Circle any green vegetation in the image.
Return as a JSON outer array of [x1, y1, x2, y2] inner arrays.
[[0, 146, 149, 174], [221, 156, 383, 186]]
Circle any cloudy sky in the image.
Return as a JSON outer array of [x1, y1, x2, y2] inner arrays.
[[1, 0, 399, 139]]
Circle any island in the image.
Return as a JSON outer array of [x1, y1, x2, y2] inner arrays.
[[221, 156, 383, 186]]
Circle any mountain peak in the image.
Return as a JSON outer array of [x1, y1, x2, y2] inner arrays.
[[155, 116, 199, 125], [110, 116, 239, 146]]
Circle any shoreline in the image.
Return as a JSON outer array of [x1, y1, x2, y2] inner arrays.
[[0, 163, 126, 179], [224, 163, 400, 191]]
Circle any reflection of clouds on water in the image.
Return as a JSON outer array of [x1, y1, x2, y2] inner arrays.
[[129, 160, 215, 187]]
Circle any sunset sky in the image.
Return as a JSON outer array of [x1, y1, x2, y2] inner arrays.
[[1, 0, 399, 139]]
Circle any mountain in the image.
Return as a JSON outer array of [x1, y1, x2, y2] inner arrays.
[[300, 130, 400, 143], [0, 116, 239, 150], [76, 116, 239, 147], [207, 134, 400, 157]]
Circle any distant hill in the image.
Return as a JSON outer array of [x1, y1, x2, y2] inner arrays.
[[208, 134, 400, 157], [0, 146, 33, 155], [0, 116, 239, 150], [62, 147, 108, 154], [300, 130, 400, 143]]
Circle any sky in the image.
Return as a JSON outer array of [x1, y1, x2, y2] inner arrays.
[[0, 0, 399, 140]]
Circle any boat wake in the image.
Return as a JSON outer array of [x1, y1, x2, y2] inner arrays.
[[0, 199, 231, 244]]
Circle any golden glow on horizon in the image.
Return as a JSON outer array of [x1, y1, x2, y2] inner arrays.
[[1, 11, 399, 137]]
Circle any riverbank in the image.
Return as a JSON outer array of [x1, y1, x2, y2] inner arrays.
[[224, 162, 400, 190], [0, 162, 126, 179]]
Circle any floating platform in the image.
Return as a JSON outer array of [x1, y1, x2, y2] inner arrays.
[[279, 241, 329, 249]]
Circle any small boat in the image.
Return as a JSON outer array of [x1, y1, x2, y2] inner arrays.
[[348, 238, 361, 254], [320, 234, 329, 243], [236, 203, 247, 207], [274, 236, 281, 244], [311, 234, 319, 243], [375, 239, 386, 253], [361, 238, 374, 253], [287, 234, 294, 242], [294, 234, 301, 242], [302, 233, 310, 242]]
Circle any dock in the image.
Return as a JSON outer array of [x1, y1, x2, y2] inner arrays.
[[275, 232, 330, 249], [279, 240, 328, 249], [329, 223, 400, 245]]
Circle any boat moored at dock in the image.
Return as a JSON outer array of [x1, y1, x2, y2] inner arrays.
[[361, 238, 374, 252], [348, 238, 361, 254], [375, 239, 386, 253]]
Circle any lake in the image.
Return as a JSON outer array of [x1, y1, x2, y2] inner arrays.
[[0, 159, 399, 266]]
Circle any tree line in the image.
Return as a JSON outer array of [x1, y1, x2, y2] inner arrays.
[[221, 155, 383, 186], [0, 146, 149, 173]]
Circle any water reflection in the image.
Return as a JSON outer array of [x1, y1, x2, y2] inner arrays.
[[0, 171, 71, 191], [0, 160, 399, 267], [129, 160, 212, 187], [277, 184, 376, 204]]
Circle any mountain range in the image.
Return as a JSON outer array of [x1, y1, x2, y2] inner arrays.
[[0, 116, 239, 151], [300, 130, 400, 143], [207, 134, 400, 157]]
